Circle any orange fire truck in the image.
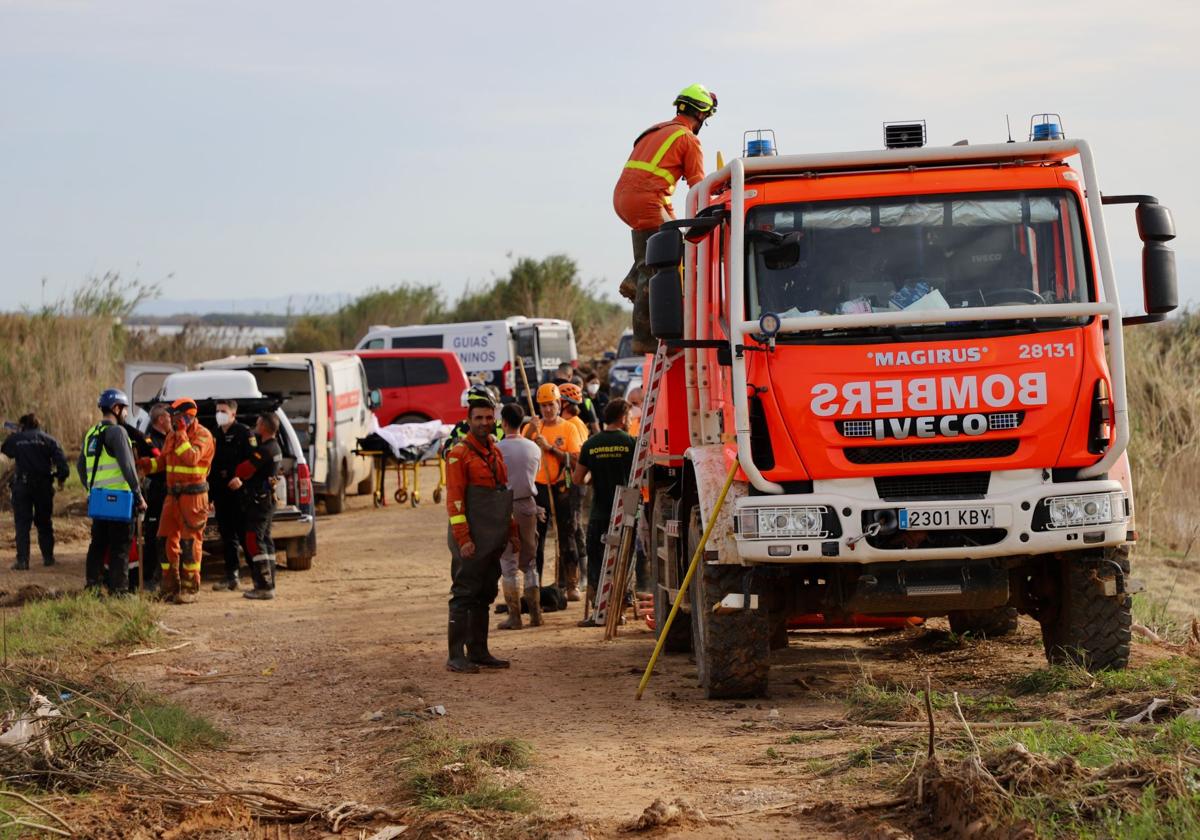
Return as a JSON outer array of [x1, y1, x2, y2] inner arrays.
[[642, 119, 1178, 698]]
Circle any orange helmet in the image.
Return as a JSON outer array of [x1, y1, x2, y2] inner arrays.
[[536, 383, 561, 404], [558, 383, 583, 405], [169, 398, 198, 417]]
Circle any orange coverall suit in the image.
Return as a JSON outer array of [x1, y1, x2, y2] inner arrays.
[[145, 420, 215, 597]]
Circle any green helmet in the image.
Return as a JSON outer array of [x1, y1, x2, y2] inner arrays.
[[674, 83, 718, 116]]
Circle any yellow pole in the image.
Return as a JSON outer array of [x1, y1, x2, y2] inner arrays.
[[636, 459, 739, 700]]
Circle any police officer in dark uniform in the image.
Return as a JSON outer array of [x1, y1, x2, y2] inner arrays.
[[228, 412, 283, 601], [210, 399, 254, 591], [2, 414, 69, 570]]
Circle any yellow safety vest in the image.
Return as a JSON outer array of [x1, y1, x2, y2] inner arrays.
[[82, 424, 131, 492]]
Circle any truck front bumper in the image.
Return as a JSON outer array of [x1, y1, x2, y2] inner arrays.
[[732, 469, 1130, 564]]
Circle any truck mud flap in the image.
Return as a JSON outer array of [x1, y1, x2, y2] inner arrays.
[[841, 560, 1008, 615]]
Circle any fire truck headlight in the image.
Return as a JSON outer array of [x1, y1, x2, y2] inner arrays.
[[740, 506, 828, 539], [1044, 493, 1125, 529]]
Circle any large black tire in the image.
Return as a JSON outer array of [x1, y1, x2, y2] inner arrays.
[[1038, 548, 1131, 671], [283, 538, 314, 571], [324, 467, 348, 515], [651, 493, 691, 654], [687, 508, 769, 699], [949, 606, 1020, 638], [357, 463, 374, 496]]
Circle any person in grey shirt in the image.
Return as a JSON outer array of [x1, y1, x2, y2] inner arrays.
[[494, 402, 543, 629]]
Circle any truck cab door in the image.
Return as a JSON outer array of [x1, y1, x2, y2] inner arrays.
[[513, 325, 541, 402]]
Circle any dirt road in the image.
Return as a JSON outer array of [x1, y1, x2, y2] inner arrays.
[[1, 465, 1148, 838]]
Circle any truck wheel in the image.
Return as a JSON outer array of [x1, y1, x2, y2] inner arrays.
[[1038, 549, 1131, 671], [283, 539, 313, 571], [687, 508, 769, 699], [357, 463, 374, 496], [949, 607, 1019, 638], [324, 467, 348, 515], [651, 493, 690, 654]]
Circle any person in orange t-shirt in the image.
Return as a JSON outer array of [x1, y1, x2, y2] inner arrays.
[[613, 83, 717, 353], [523, 383, 584, 600]]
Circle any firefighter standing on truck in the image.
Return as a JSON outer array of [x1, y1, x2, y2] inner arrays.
[[143, 398, 215, 604], [613, 83, 716, 353], [3, 413, 70, 571], [227, 412, 282, 601], [444, 391, 520, 673]]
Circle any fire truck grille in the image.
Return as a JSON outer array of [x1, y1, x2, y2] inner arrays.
[[874, 472, 991, 500], [843, 439, 1019, 464]]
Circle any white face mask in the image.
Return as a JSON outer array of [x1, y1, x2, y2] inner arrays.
[[215, 411, 231, 428], [587, 383, 599, 396]]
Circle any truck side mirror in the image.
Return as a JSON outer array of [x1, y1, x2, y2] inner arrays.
[[1142, 242, 1178, 315], [645, 229, 684, 269], [649, 267, 684, 340], [368, 389, 382, 409], [1137, 203, 1178, 315]]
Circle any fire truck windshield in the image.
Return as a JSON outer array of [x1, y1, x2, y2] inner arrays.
[[745, 189, 1092, 335]]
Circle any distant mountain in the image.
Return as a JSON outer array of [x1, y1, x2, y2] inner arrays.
[[133, 294, 342, 318]]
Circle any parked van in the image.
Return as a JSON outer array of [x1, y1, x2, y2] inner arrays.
[[355, 317, 578, 399], [198, 352, 376, 514], [348, 349, 469, 426], [152, 370, 318, 570]]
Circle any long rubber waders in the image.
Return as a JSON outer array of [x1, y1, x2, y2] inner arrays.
[[635, 459, 739, 700]]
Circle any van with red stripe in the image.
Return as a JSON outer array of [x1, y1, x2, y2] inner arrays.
[[199, 351, 377, 514]]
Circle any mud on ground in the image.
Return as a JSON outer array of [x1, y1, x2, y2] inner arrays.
[[1, 463, 1196, 838]]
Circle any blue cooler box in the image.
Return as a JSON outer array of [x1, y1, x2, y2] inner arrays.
[[88, 488, 134, 522]]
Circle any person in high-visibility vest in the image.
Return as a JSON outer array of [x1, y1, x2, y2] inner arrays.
[[141, 398, 215, 604], [613, 83, 717, 353], [78, 389, 146, 593]]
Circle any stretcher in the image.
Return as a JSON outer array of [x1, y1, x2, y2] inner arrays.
[[355, 439, 451, 506]]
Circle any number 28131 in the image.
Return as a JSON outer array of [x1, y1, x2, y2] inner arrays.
[[1018, 343, 1075, 359]]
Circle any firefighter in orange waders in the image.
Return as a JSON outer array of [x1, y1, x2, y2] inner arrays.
[[445, 392, 521, 673], [613, 83, 716, 353], [143, 398, 215, 604]]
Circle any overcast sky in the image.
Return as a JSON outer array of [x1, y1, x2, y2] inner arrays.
[[2, 0, 1197, 315]]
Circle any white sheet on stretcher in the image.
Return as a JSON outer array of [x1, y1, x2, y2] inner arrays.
[[370, 416, 453, 459]]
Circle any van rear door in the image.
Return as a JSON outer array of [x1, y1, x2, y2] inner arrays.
[[125, 362, 185, 429], [512, 324, 541, 400], [326, 357, 372, 489]]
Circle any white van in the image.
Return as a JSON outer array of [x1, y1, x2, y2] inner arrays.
[[356, 316, 578, 399], [199, 352, 376, 514], [153, 370, 318, 569]]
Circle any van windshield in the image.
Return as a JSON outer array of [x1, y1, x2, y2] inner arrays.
[[745, 189, 1093, 335]]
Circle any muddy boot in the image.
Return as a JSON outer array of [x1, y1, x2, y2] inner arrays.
[[577, 585, 599, 627], [523, 585, 543, 627], [467, 606, 510, 669], [158, 566, 180, 602], [212, 573, 239, 591], [447, 608, 479, 673], [10, 560, 29, 571], [631, 275, 658, 354], [565, 563, 582, 603], [497, 582, 524, 630]]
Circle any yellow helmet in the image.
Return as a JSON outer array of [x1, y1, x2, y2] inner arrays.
[[675, 83, 718, 115], [536, 383, 561, 404]]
